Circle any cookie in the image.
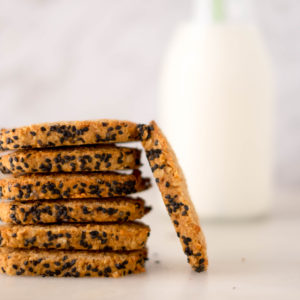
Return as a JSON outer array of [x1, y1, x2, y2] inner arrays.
[[0, 145, 141, 174], [0, 170, 150, 200], [138, 121, 208, 272], [0, 247, 147, 277], [0, 120, 140, 151], [0, 222, 150, 251], [0, 197, 151, 224]]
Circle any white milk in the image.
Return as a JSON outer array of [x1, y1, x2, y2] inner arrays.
[[159, 0, 274, 219]]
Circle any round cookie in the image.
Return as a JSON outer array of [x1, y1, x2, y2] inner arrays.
[[0, 145, 141, 174], [0, 197, 151, 224], [0, 247, 147, 277], [0, 170, 150, 201], [0, 119, 140, 151], [0, 222, 150, 251], [138, 121, 208, 272]]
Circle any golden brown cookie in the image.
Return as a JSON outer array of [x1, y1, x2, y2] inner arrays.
[[0, 222, 150, 251], [0, 145, 141, 174], [0, 170, 150, 201], [0, 247, 147, 277], [138, 121, 208, 272], [0, 197, 151, 224], [0, 119, 140, 151]]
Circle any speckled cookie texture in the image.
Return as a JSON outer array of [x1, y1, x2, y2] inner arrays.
[[0, 247, 147, 277], [0, 120, 141, 151], [0, 197, 150, 224], [0, 170, 150, 201], [0, 145, 141, 174], [137, 121, 208, 272], [0, 222, 150, 251]]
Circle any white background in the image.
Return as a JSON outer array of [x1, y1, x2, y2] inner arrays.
[[0, 0, 300, 189]]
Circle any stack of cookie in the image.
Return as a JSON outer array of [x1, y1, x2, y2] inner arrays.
[[0, 120, 151, 277]]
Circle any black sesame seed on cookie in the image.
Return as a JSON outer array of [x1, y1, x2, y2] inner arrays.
[[138, 121, 208, 272], [0, 120, 141, 151], [0, 198, 150, 224], [0, 222, 150, 251], [0, 248, 147, 277], [0, 145, 141, 175], [0, 171, 150, 201]]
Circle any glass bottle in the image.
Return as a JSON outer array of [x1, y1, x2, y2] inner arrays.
[[159, 0, 274, 219]]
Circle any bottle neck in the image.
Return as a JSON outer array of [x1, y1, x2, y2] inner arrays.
[[193, 0, 254, 25]]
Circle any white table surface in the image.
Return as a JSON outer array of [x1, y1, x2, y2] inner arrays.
[[1, 188, 300, 300]]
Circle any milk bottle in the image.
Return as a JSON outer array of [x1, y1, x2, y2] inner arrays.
[[159, 0, 274, 219]]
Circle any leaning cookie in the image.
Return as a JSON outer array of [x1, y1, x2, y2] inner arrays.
[[0, 119, 140, 151], [0, 222, 150, 251], [138, 121, 208, 272], [0, 170, 150, 201], [0, 145, 141, 174], [0, 197, 151, 225], [0, 247, 147, 277]]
